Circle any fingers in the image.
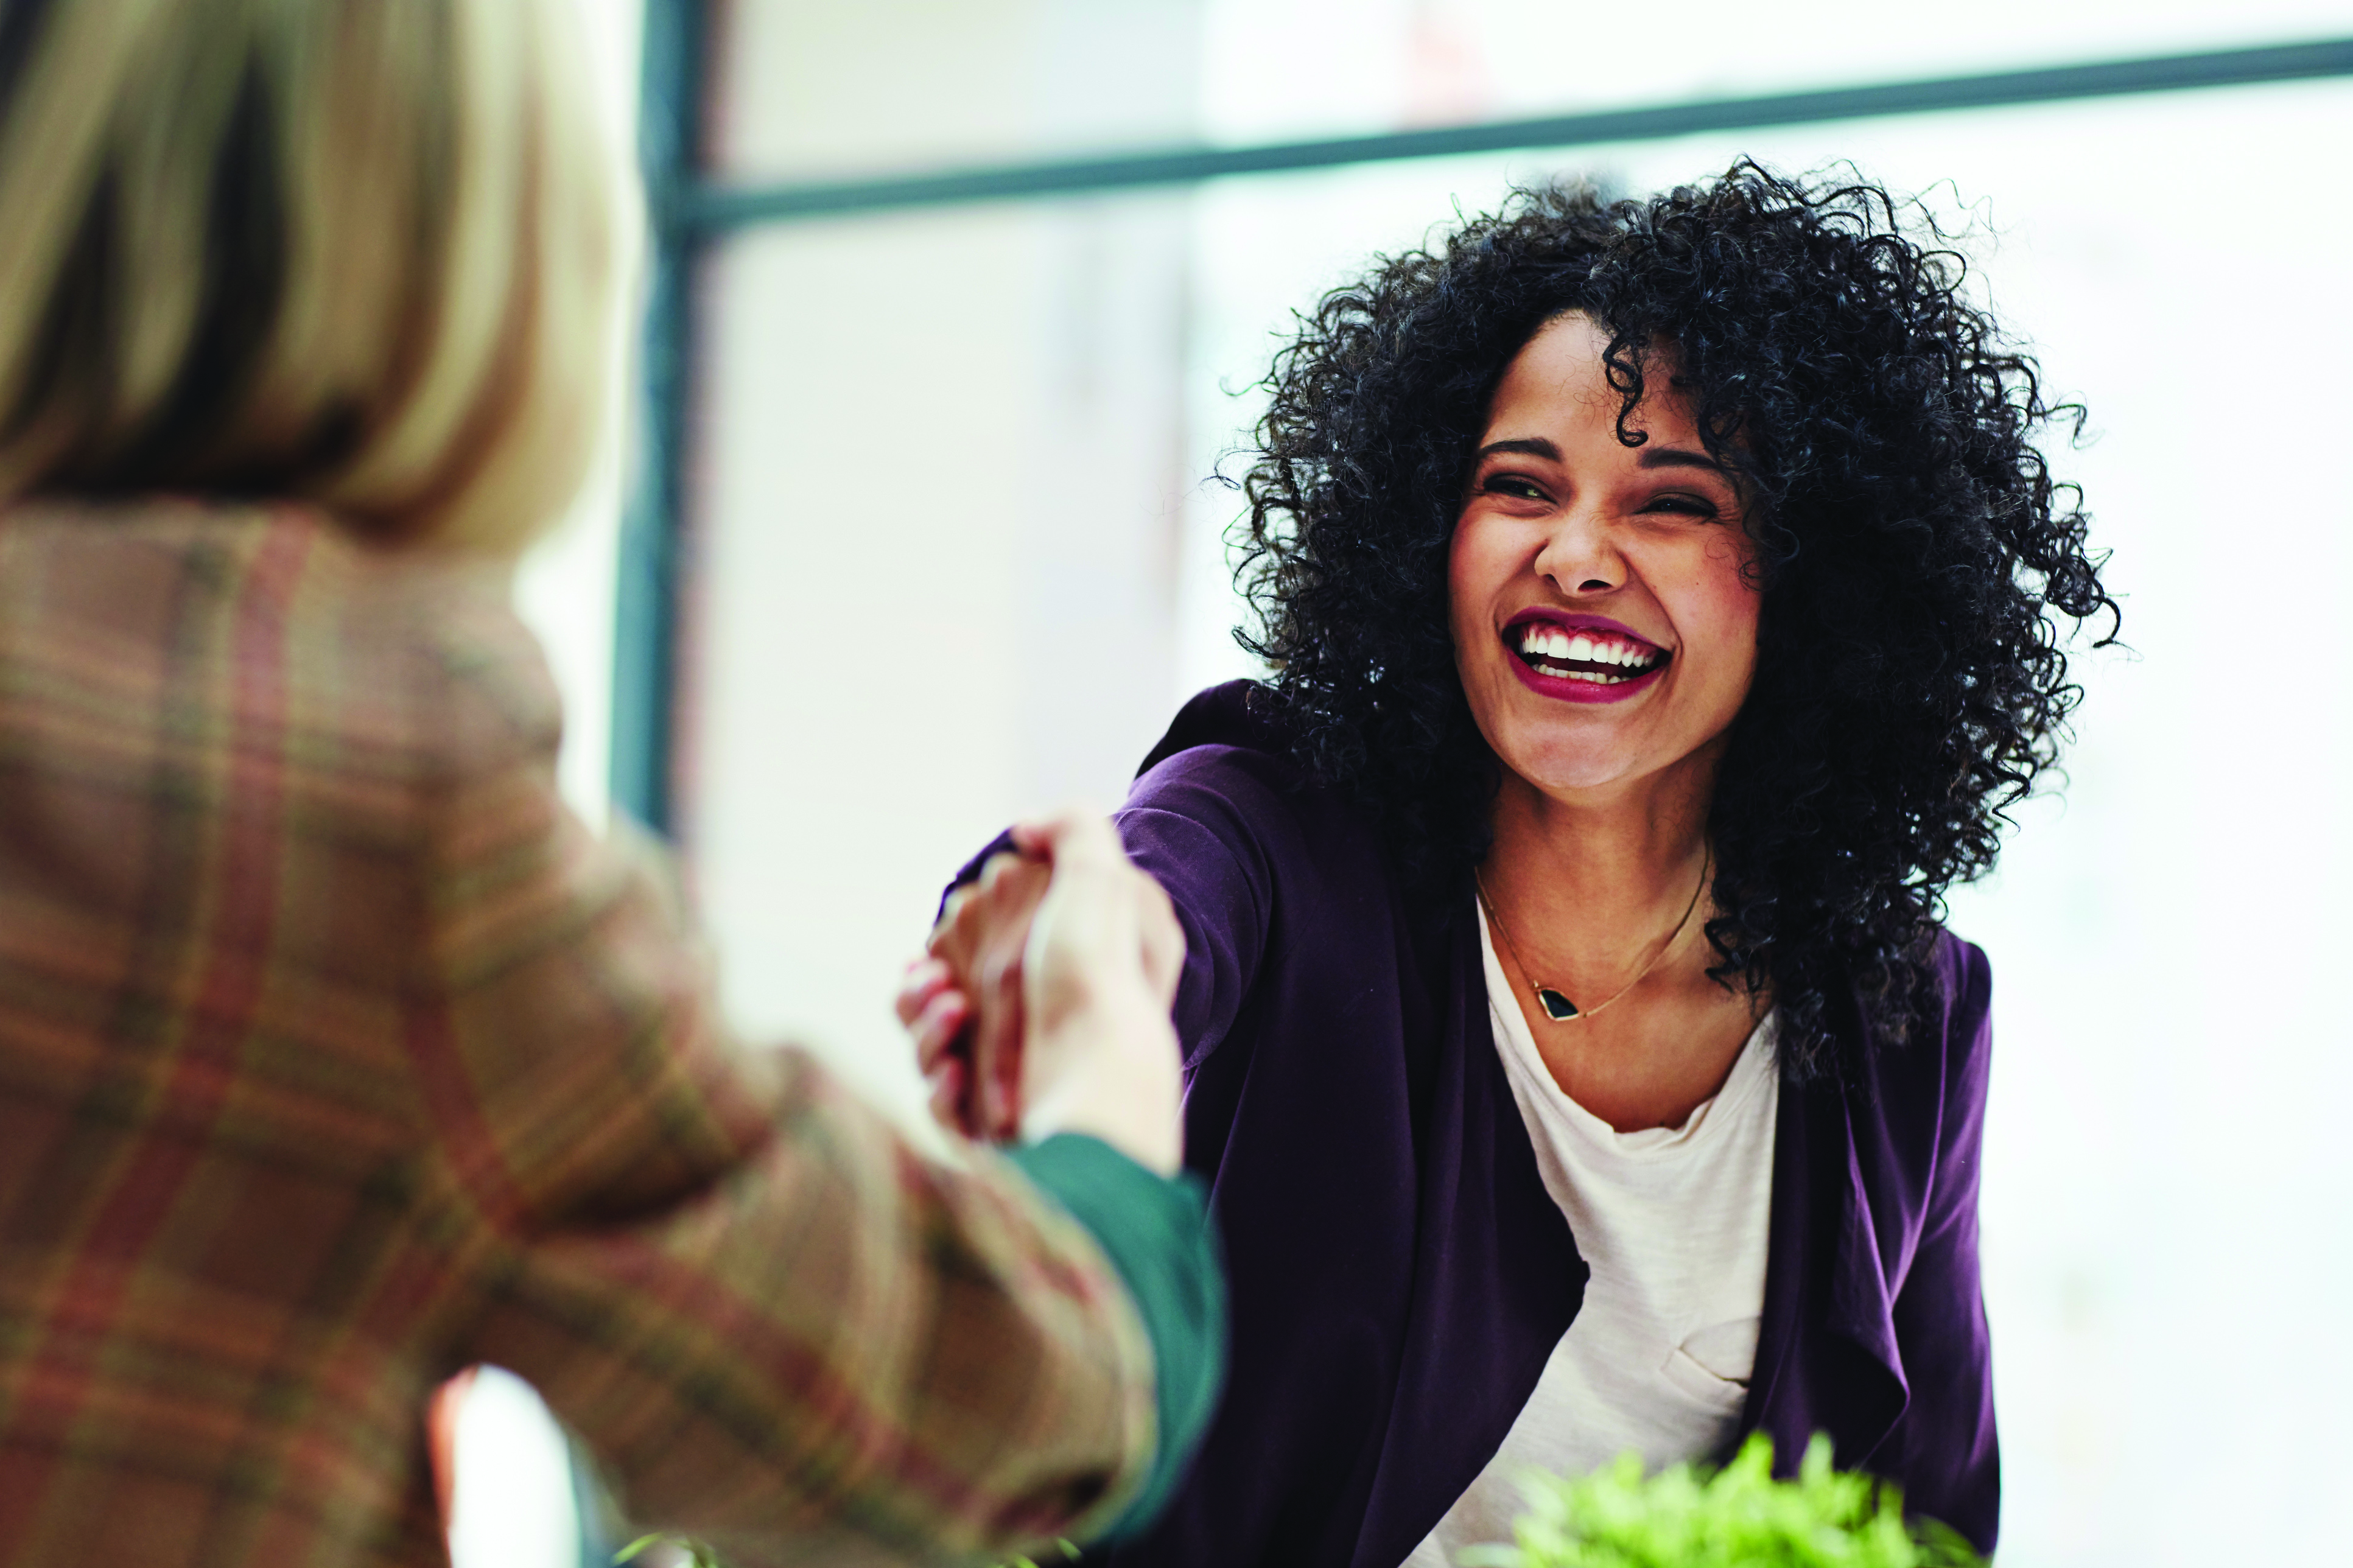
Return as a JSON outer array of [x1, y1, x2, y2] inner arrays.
[[908, 988, 970, 1073], [972, 937, 1019, 1136], [933, 848, 1023, 926], [978, 1027, 1025, 1143], [927, 852, 1021, 973], [925, 1059, 971, 1137], [896, 957, 953, 1029], [1009, 807, 1125, 873], [921, 850, 1053, 1143], [967, 858, 1048, 1141]]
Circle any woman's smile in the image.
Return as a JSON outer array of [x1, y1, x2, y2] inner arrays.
[[1450, 312, 1761, 797], [1502, 609, 1671, 702]]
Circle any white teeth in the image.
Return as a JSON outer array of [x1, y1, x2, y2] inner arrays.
[[1515, 623, 1666, 676]]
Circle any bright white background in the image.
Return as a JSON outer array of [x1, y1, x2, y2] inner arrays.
[[494, 2, 2353, 1564]]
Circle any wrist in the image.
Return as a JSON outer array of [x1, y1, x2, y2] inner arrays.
[[1020, 995, 1182, 1175]]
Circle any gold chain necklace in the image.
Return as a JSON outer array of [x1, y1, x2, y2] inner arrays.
[[1475, 845, 1711, 1023]]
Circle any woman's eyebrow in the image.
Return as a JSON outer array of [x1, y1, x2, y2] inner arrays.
[[1637, 445, 1727, 473], [1475, 436, 1560, 462]]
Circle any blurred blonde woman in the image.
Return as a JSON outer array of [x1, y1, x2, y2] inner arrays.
[[0, 2, 1222, 1565]]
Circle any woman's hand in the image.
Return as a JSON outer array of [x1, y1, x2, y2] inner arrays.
[[1008, 809, 1185, 1171], [894, 810, 1185, 1174], [899, 851, 1051, 1141]]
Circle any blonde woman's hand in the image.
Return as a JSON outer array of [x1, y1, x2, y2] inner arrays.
[[893, 811, 1185, 1173], [1005, 808, 1185, 1174]]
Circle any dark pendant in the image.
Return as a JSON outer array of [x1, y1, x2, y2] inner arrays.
[[1535, 987, 1580, 1021]]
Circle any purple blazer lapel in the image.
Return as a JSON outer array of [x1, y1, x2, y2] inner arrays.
[[1831, 1113, 1908, 1392], [1342, 902, 1588, 1568], [1827, 1089, 1912, 1463], [1744, 1041, 1909, 1475]]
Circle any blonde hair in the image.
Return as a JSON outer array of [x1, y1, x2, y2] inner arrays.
[[0, 0, 629, 552]]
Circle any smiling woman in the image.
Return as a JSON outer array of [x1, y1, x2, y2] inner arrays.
[[1240, 167, 2116, 1080], [916, 161, 2117, 1568], [1448, 315, 1766, 1127]]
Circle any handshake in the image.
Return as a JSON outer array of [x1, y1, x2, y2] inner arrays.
[[895, 810, 1188, 1175]]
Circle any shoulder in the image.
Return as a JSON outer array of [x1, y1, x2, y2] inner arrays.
[[255, 511, 562, 786], [1122, 683, 1397, 911], [0, 499, 337, 651], [1136, 679, 1300, 775], [1926, 929, 1993, 1080], [1845, 928, 1991, 1068], [1125, 681, 1349, 852], [1927, 928, 1994, 1110], [1837, 928, 1994, 1156], [0, 499, 558, 793], [278, 514, 564, 794], [372, 547, 563, 781]]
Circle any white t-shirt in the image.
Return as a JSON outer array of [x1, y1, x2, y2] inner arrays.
[[1401, 908, 1780, 1568]]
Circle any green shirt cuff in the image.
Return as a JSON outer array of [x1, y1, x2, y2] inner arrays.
[[1005, 1134, 1226, 1544]]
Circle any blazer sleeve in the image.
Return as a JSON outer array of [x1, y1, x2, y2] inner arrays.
[[1888, 937, 2001, 1553], [1114, 749, 1279, 1074], [404, 604, 1160, 1568]]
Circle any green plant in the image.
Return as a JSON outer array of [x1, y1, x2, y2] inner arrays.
[[1456, 1435, 1984, 1568], [615, 1531, 1080, 1567], [615, 1535, 721, 1568]]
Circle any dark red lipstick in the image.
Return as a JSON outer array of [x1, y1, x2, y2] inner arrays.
[[1499, 609, 1671, 704]]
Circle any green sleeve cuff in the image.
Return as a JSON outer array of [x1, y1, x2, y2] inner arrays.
[[1005, 1134, 1226, 1544]]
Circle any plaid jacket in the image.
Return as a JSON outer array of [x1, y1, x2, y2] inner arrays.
[[0, 503, 1157, 1567]]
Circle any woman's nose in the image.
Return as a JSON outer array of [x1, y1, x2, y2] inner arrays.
[[1532, 508, 1624, 595]]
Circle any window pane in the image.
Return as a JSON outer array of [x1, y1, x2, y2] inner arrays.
[[707, 0, 1202, 183], [682, 194, 1194, 1122], [1205, 0, 2353, 141]]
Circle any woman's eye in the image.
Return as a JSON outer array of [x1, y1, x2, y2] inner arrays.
[[1641, 493, 1720, 519], [1482, 475, 1548, 501]]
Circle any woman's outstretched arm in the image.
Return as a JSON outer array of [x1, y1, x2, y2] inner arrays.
[[406, 606, 1179, 1567]]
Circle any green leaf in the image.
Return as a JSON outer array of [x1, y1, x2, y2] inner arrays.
[[1454, 1433, 1988, 1568], [613, 1535, 729, 1568]]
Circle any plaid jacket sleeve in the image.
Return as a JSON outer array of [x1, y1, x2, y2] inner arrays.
[[397, 565, 1160, 1564], [0, 506, 1157, 1567]]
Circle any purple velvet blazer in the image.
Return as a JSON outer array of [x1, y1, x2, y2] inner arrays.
[[994, 682, 1998, 1568]]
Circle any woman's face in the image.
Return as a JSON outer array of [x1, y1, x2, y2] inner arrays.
[[1449, 313, 1762, 802]]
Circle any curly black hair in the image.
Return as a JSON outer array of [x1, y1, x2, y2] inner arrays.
[[1232, 161, 2117, 1079]]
